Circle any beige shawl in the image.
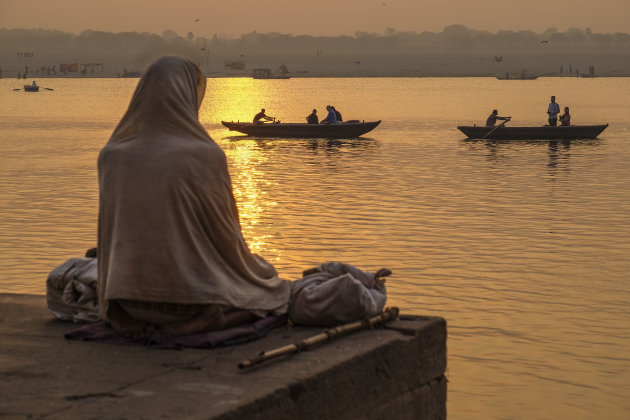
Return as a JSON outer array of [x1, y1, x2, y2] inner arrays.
[[97, 56, 289, 320]]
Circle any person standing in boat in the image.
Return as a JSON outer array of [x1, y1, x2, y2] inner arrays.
[[486, 109, 510, 127], [306, 109, 319, 124], [559, 106, 571, 126], [253, 108, 274, 124], [320, 105, 338, 124], [547, 96, 560, 126]]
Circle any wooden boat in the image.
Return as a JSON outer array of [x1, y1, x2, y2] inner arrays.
[[222, 120, 381, 138], [496, 75, 539, 80], [457, 124, 608, 140], [23, 84, 39, 92], [252, 67, 291, 79]]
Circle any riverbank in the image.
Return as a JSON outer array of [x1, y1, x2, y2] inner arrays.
[[0, 293, 447, 419], [3, 49, 629, 80], [4, 72, 630, 80]]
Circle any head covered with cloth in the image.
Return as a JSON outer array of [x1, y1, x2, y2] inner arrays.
[[97, 56, 290, 339]]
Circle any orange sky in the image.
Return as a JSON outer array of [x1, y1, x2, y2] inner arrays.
[[1, 0, 629, 37]]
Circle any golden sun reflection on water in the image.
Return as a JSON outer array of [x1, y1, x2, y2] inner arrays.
[[199, 77, 288, 125], [222, 139, 279, 258], [198, 78, 290, 260]]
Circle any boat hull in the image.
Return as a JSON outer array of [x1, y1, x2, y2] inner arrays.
[[252, 75, 291, 79], [457, 124, 608, 140], [222, 121, 381, 139], [496, 76, 539, 80], [23, 85, 39, 92]]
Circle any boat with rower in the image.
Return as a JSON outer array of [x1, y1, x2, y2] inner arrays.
[[457, 124, 608, 140], [222, 120, 381, 139]]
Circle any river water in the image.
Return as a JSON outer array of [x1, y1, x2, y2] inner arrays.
[[1, 76, 629, 419]]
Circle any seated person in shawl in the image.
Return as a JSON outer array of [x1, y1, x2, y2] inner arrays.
[[97, 57, 290, 339]]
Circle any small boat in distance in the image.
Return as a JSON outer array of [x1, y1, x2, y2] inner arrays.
[[222, 120, 381, 139], [457, 124, 608, 140], [252, 65, 291, 79], [496, 70, 539, 80], [23, 84, 39, 92], [496, 74, 539, 80]]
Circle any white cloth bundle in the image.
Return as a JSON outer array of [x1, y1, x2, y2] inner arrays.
[[46, 257, 100, 323], [288, 262, 389, 327]]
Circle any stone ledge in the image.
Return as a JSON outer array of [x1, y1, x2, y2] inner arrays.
[[0, 293, 446, 419]]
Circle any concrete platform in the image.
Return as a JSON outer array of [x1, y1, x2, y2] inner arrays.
[[0, 293, 447, 419]]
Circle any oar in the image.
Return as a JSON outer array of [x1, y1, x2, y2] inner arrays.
[[482, 117, 511, 139], [42, 87, 54, 91], [13, 88, 22, 91], [238, 307, 399, 369]]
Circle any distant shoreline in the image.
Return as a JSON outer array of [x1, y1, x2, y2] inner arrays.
[[0, 74, 630, 82], [5, 73, 630, 80]]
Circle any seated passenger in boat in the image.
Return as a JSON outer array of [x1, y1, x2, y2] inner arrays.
[[306, 109, 319, 124], [253, 108, 274, 123], [97, 56, 290, 339], [320, 105, 338, 124], [559, 107, 571, 126], [486, 109, 511, 127], [332, 106, 343, 122]]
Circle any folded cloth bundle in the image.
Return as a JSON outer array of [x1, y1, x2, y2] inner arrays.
[[46, 257, 100, 323], [288, 262, 390, 327]]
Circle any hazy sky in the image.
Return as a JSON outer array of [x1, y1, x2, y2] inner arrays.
[[2, 0, 629, 37]]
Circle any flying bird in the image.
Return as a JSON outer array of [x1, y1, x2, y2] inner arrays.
[[194, 19, 200, 23], [540, 40, 548, 44]]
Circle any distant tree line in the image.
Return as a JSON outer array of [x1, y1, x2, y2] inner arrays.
[[1, 25, 628, 77], [1, 25, 628, 56]]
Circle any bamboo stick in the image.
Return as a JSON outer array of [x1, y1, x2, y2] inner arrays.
[[238, 307, 399, 369]]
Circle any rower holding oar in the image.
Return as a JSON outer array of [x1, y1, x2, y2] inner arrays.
[[486, 109, 511, 127], [253, 108, 275, 124], [483, 109, 511, 139]]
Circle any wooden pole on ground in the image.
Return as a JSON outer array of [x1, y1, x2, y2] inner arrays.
[[238, 307, 399, 369]]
